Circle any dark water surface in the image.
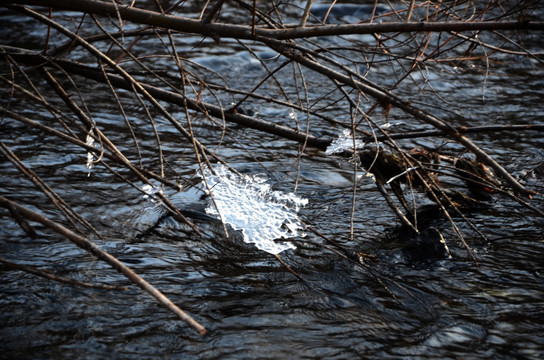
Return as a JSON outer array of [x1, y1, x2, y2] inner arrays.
[[1, 1, 544, 359]]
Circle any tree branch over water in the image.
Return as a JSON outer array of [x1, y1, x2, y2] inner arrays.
[[7, 0, 544, 40]]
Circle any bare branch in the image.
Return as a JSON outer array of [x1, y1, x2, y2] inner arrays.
[[0, 196, 207, 335], [5, 0, 544, 41]]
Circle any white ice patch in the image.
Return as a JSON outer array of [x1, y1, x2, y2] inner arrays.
[[85, 132, 95, 176], [202, 165, 307, 255], [325, 129, 364, 155], [380, 121, 401, 129], [142, 184, 164, 206]]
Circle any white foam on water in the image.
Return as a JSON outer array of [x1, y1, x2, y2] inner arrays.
[[202, 165, 307, 255], [325, 129, 364, 155]]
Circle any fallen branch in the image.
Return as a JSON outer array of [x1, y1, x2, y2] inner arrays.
[[0, 196, 207, 335]]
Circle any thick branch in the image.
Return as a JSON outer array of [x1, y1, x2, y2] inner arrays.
[[5, 0, 544, 41], [0, 46, 331, 149]]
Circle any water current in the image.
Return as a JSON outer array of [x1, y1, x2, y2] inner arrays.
[[1, 1, 544, 359]]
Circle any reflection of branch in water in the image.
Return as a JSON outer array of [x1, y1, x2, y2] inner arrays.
[[298, 223, 438, 316]]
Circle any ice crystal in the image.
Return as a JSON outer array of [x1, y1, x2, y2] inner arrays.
[[202, 165, 307, 255], [325, 129, 364, 155]]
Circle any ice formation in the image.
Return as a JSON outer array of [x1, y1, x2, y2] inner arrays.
[[202, 165, 307, 255], [85, 132, 95, 176], [325, 129, 364, 155], [141, 184, 164, 205]]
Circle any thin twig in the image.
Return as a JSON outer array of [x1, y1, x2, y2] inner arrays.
[[0, 258, 128, 290]]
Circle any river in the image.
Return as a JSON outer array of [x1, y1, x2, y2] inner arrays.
[[1, 1, 544, 359]]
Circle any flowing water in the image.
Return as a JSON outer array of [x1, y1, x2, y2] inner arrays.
[[1, 1, 544, 359]]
